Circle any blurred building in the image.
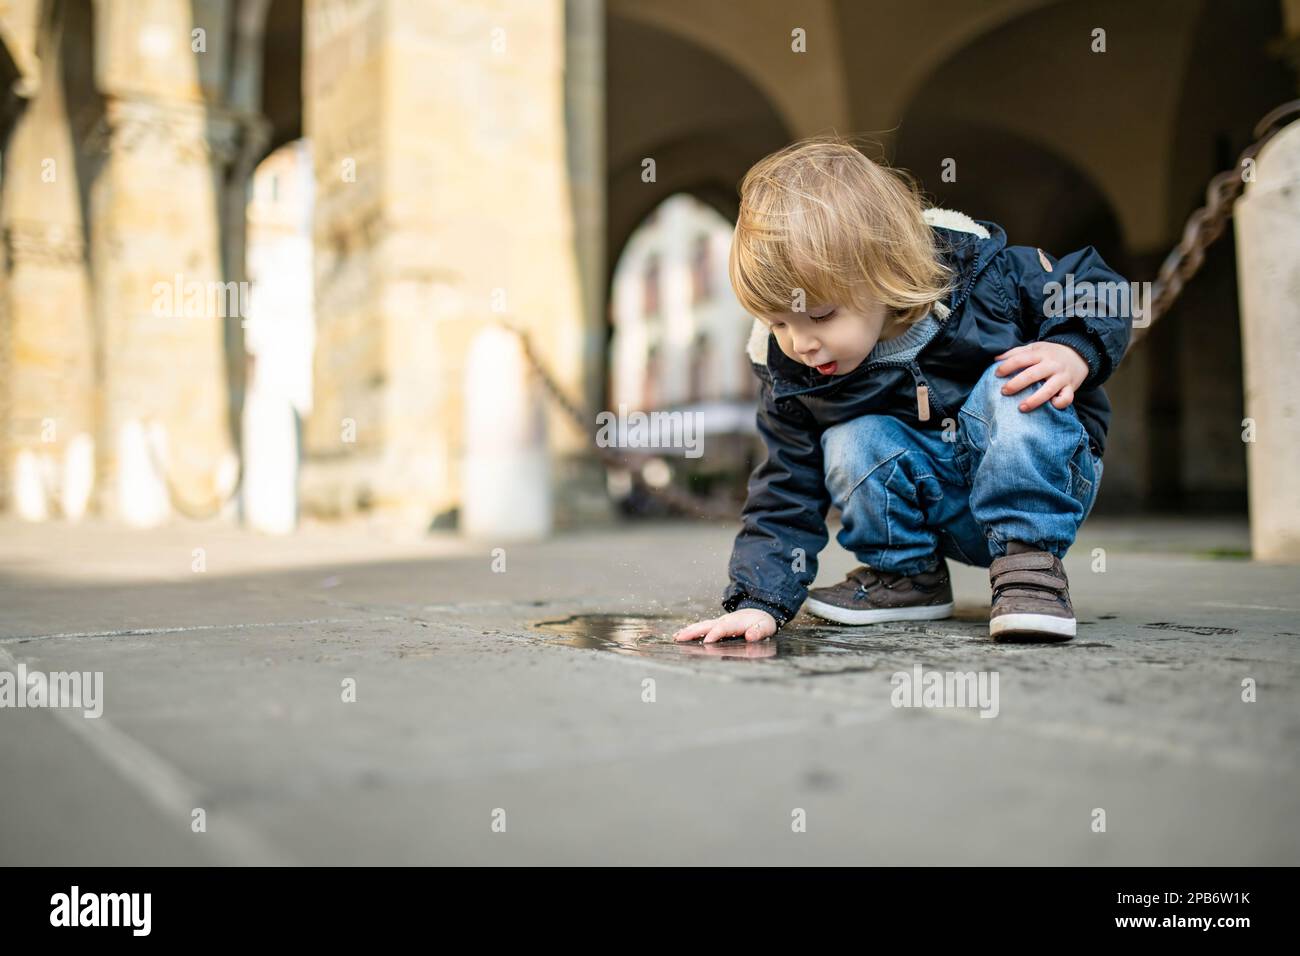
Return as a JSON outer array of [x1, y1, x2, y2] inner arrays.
[[608, 193, 759, 513], [0, 0, 1297, 554], [610, 192, 756, 409]]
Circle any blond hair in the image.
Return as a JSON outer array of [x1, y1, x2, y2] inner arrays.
[[729, 133, 953, 327]]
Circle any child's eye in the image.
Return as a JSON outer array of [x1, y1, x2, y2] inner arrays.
[[810, 309, 837, 323]]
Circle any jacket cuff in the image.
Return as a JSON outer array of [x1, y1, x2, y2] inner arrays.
[[724, 594, 795, 630], [1040, 329, 1108, 388]]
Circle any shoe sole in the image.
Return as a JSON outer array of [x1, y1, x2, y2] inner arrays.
[[989, 612, 1076, 640], [804, 597, 955, 626]]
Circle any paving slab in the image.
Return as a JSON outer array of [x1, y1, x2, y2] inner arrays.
[[1, 515, 1296, 865]]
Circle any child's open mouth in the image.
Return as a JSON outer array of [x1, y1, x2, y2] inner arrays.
[[815, 361, 838, 375]]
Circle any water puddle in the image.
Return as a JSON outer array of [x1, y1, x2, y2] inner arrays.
[[529, 610, 1004, 672]]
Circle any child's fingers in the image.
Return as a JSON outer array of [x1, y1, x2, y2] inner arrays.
[[702, 621, 737, 644], [994, 351, 1036, 374], [677, 614, 773, 643], [999, 361, 1052, 397], [673, 620, 715, 642], [1051, 385, 1074, 408], [676, 621, 717, 642], [1018, 374, 1068, 411]]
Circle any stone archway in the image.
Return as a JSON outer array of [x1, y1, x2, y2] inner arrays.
[[888, 0, 1210, 255], [606, 10, 794, 281], [893, 118, 1127, 267], [605, 9, 794, 416]]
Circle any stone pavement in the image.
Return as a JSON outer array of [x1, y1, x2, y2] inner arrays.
[[1, 514, 1297, 865]]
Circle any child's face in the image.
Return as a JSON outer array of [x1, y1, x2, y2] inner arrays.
[[760, 298, 890, 377]]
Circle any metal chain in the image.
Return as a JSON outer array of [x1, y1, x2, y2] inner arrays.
[[498, 319, 739, 519], [143, 423, 241, 520], [1139, 99, 1300, 344]]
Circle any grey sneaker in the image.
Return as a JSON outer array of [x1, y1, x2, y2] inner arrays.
[[804, 558, 954, 625], [988, 546, 1075, 640]]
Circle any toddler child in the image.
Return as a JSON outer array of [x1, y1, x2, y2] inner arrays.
[[672, 134, 1132, 644]]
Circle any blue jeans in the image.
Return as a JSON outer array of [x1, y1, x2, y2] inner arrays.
[[821, 361, 1104, 574]]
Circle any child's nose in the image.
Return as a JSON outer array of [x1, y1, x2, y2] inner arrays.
[[793, 331, 820, 354]]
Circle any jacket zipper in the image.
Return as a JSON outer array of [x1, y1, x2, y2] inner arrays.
[[905, 362, 946, 423]]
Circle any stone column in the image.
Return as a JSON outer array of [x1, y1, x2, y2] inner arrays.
[[87, 0, 245, 523], [298, 0, 389, 521], [300, 0, 611, 530], [557, 0, 614, 527], [0, 0, 95, 521], [1234, 118, 1300, 560]]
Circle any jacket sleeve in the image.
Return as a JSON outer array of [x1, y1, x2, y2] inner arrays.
[[994, 244, 1134, 389], [721, 373, 832, 628]]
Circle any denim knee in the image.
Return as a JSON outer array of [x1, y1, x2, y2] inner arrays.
[[958, 360, 1084, 450], [821, 414, 919, 508]]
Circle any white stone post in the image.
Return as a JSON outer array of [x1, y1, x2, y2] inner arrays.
[[460, 325, 552, 541], [1234, 120, 1300, 560]]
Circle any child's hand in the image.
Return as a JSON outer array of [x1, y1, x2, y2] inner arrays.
[[993, 342, 1090, 411], [673, 609, 778, 644]]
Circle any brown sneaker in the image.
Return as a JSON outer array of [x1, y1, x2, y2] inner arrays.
[[804, 558, 954, 625], [988, 545, 1075, 640]]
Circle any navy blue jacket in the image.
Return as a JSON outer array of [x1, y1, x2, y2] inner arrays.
[[721, 208, 1134, 628]]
